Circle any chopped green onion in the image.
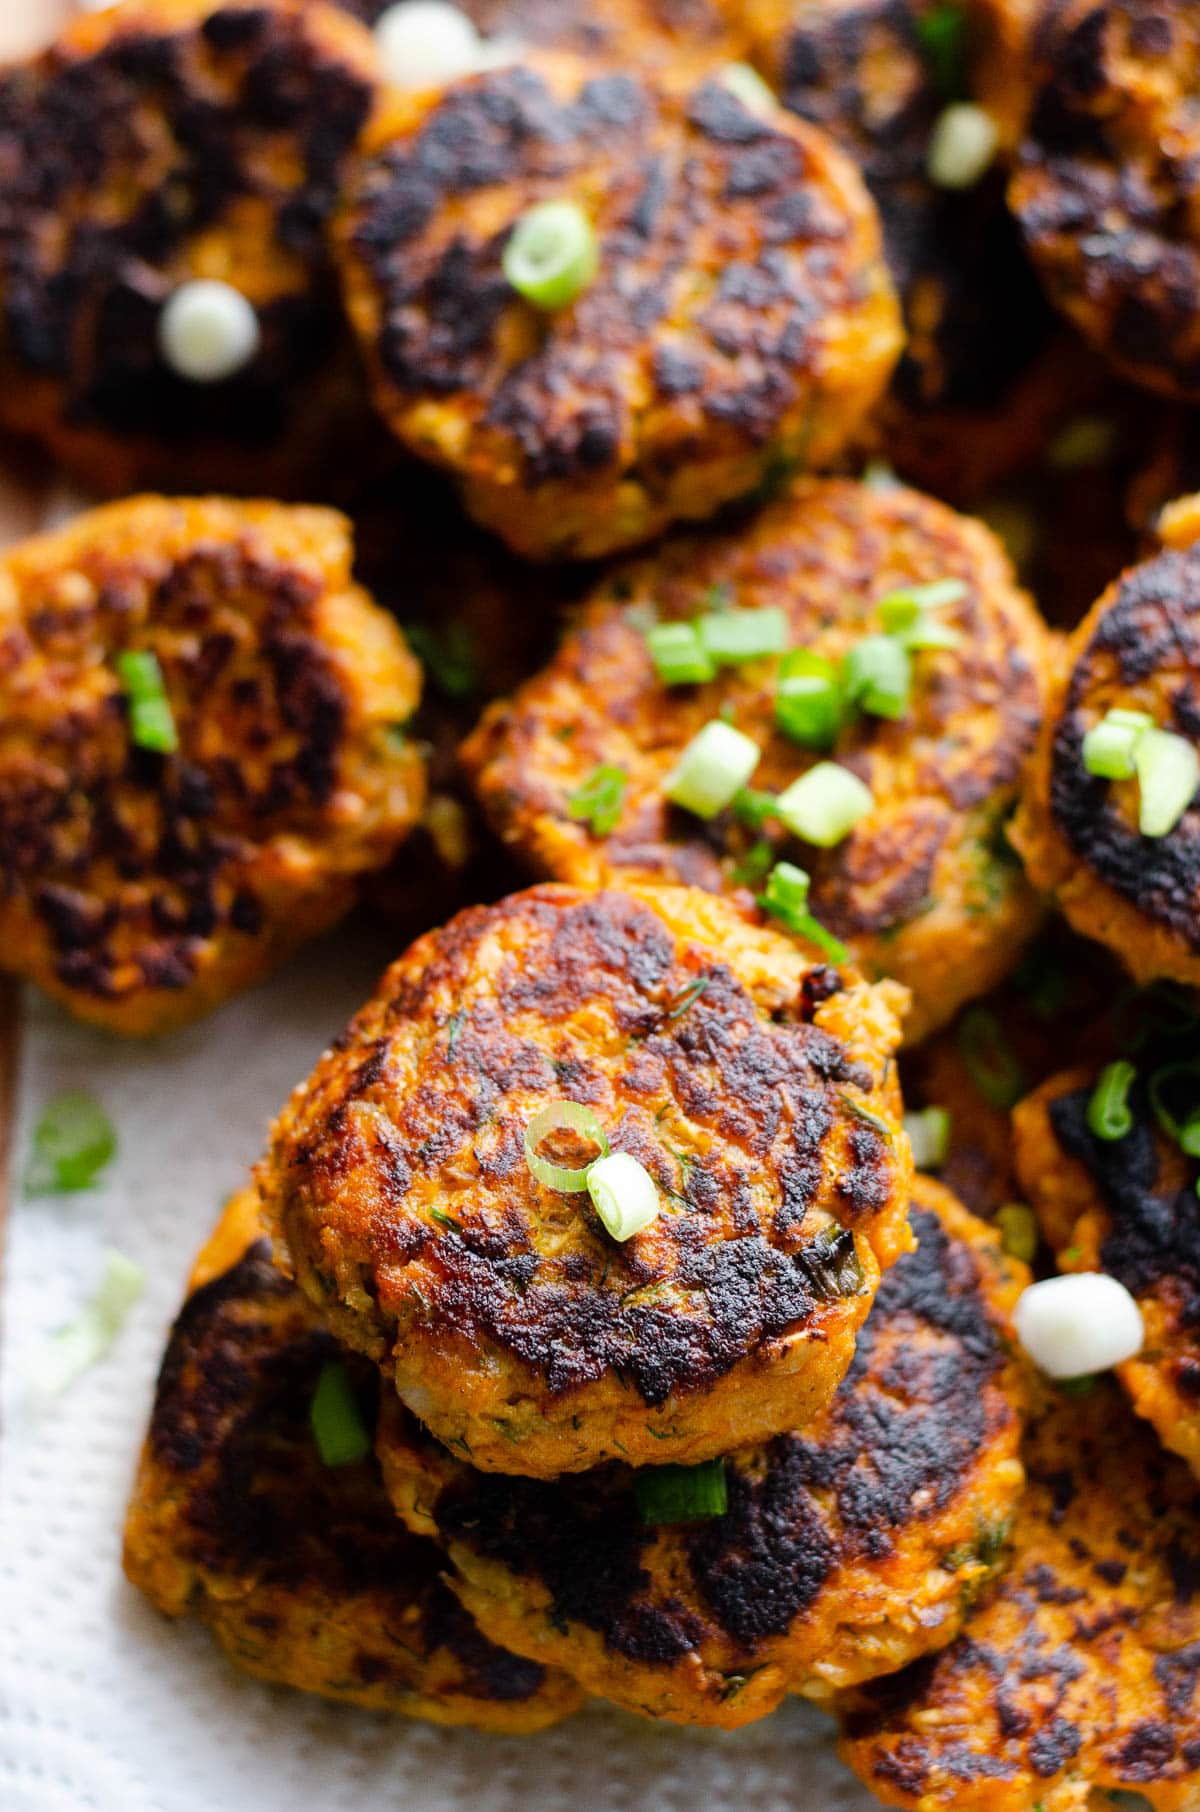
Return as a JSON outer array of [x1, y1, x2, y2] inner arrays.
[[958, 1006, 1026, 1109], [1148, 1059, 1200, 1159], [116, 649, 179, 754], [310, 1360, 371, 1467], [916, 1, 967, 98], [1082, 707, 1154, 780], [40, 1250, 143, 1395], [1134, 727, 1199, 837], [730, 838, 774, 886], [567, 764, 627, 836], [904, 1105, 952, 1170], [862, 458, 898, 491], [732, 786, 778, 830], [525, 1101, 610, 1192], [634, 1460, 727, 1525], [503, 200, 598, 310], [877, 578, 966, 649], [645, 621, 716, 686], [25, 1090, 116, 1195], [665, 720, 760, 819], [775, 761, 873, 848], [758, 861, 848, 961], [1087, 1060, 1137, 1142], [800, 1225, 865, 1297], [402, 620, 479, 699], [696, 606, 789, 665], [842, 634, 911, 721], [718, 60, 775, 114], [927, 102, 998, 190], [996, 1203, 1038, 1264], [587, 1151, 660, 1242], [775, 649, 843, 749], [1045, 415, 1118, 472]]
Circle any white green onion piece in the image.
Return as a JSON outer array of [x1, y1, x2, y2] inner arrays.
[[373, 0, 483, 89], [1013, 1272, 1143, 1380], [587, 1151, 660, 1241], [525, 1100, 610, 1191], [1082, 708, 1153, 781], [1134, 727, 1199, 837], [926, 102, 998, 189], [718, 61, 775, 114], [696, 606, 789, 665], [158, 280, 260, 383], [503, 200, 598, 310], [39, 1250, 144, 1397], [665, 720, 760, 819], [904, 1105, 952, 1171], [775, 761, 873, 848]]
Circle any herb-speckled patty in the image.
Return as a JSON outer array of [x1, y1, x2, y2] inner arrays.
[[462, 477, 1048, 1044], [334, 55, 902, 559], [0, 0, 379, 495], [838, 1378, 1200, 1811], [123, 1190, 582, 1731], [1010, 534, 1200, 988], [375, 1178, 1029, 1728], [0, 495, 424, 1035], [260, 882, 913, 1476]]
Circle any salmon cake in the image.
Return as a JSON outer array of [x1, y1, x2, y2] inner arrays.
[[1009, 0, 1200, 401], [1014, 1060, 1200, 1481], [1010, 530, 1200, 989], [0, 0, 379, 496], [463, 476, 1048, 1044], [334, 55, 902, 559], [0, 495, 425, 1035], [124, 1190, 581, 1731], [838, 1378, 1200, 1811], [375, 1178, 1029, 1728], [259, 881, 912, 1476]]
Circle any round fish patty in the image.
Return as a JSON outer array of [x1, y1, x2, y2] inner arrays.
[[0, 0, 379, 496], [334, 54, 902, 559], [1014, 1061, 1200, 1482], [837, 1377, 1200, 1811], [0, 494, 425, 1035], [1009, 0, 1200, 401], [375, 1178, 1029, 1728], [259, 881, 913, 1476], [123, 1190, 581, 1731], [462, 476, 1048, 1044], [1010, 531, 1200, 989]]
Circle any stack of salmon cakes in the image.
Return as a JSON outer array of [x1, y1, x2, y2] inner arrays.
[[1, 0, 1198, 1799]]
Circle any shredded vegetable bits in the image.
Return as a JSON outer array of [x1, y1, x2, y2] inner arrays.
[[310, 1361, 371, 1467], [503, 201, 598, 311], [523, 1103, 659, 1242], [1082, 707, 1199, 838], [25, 1091, 116, 1195]]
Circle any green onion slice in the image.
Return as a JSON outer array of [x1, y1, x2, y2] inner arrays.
[[697, 606, 789, 665], [567, 764, 627, 836], [665, 720, 760, 819], [775, 761, 873, 848], [25, 1090, 116, 1195], [1082, 707, 1154, 780], [635, 1460, 728, 1525], [41, 1250, 143, 1395], [995, 1203, 1038, 1264], [587, 1151, 660, 1242], [732, 786, 778, 830], [1134, 727, 1199, 837], [1087, 1060, 1137, 1142], [758, 861, 849, 962], [502, 200, 598, 310], [775, 649, 843, 750], [645, 622, 716, 686], [904, 1105, 952, 1170], [1148, 1059, 1200, 1159], [310, 1360, 371, 1467], [916, 0, 967, 98], [957, 1006, 1026, 1109], [525, 1101, 610, 1192], [842, 634, 912, 720], [116, 649, 179, 754], [877, 578, 966, 649], [719, 61, 775, 113]]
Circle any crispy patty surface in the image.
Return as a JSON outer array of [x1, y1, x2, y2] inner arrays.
[[376, 1178, 1029, 1728], [1009, 0, 1200, 401], [0, 495, 424, 1035], [260, 881, 912, 1477], [123, 1190, 581, 1730], [334, 55, 902, 559], [838, 1378, 1200, 1811], [1010, 537, 1200, 989], [0, 0, 379, 496], [1014, 1062, 1200, 1482], [463, 476, 1047, 1045]]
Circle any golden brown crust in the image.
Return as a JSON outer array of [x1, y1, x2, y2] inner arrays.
[[837, 1380, 1200, 1811], [1014, 1065, 1200, 1482], [0, 0, 380, 495], [334, 56, 902, 559], [259, 880, 913, 1476], [376, 1177, 1030, 1728], [1010, 0, 1200, 401], [123, 1190, 581, 1731], [0, 495, 425, 1034], [1010, 542, 1200, 988], [462, 476, 1047, 1044]]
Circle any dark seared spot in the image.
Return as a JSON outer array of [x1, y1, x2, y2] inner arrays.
[[421, 1579, 549, 1702]]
